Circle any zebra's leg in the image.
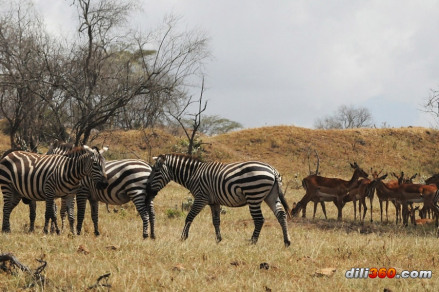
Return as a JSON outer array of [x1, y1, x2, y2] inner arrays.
[[89, 198, 100, 236], [76, 194, 88, 235], [146, 197, 156, 239], [2, 189, 21, 233], [60, 197, 67, 231], [181, 198, 207, 241], [50, 202, 58, 233], [29, 200, 36, 233], [248, 204, 265, 245], [132, 194, 150, 239], [44, 199, 60, 234], [64, 195, 75, 234], [265, 191, 290, 247], [209, 204, 222, 243]]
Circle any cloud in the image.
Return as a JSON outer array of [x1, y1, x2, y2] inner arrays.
[[32, 0, 439, 128]]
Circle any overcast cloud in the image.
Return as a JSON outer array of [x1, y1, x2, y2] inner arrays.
[[32, 0, 439, 129]]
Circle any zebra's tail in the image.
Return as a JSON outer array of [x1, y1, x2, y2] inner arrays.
[[275, 175, 292, 220]]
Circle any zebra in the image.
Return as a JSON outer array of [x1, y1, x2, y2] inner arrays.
[[48, 141, 155, 239], [145, 154, 291, 246], [0, 146, 108, 234]]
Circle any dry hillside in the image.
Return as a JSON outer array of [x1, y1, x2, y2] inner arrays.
[[2, 125, 438, 184]]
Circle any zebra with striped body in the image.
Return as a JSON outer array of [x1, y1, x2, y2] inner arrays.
[[0, 146, 108, 233], [48, 142, 155, 238], [146, 154, 291, 246]]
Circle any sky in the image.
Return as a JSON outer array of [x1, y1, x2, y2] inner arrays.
[[31, 0, 439, 129]]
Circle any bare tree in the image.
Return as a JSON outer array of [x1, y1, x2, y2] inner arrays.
[[168, 78, 207, 155], [0, 2, 56, 150], [425, 89, 439, 125], [0, 1, 210, 147], [314, 105, 373, 129], [61, 2, 209, 145]]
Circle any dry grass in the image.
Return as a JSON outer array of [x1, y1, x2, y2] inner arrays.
[[1, 126, 439, 291], [1, 185, 439, 291]]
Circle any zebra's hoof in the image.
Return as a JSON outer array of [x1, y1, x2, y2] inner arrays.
[[150, 235, 156, 240], [2, 228, 11, 233], [284, 240, 291, 247], [143, 234, 149, 239], [94, 231, 100, 236]]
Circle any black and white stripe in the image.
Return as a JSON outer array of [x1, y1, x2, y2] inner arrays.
[[146, 154, 291, 246], [48, 142, 155, 238], [0, 146, 108, 233]]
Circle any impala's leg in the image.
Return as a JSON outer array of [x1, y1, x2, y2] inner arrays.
[[76, 194, 87, 235], [336, 196, 343, 221], [29, 200, 36, 232], [369, 195, 373, 222], [301, 201, 307, 218], [2, 189, 21, 233], [379, 199, 383, 222], [386, 199, 390, 222], [182, 197, 207, 241], [353, 196, 357, 221], [362, 198, 367, 222], [321, 202, 327, 219], [401, 203, 409, 227], [313, 201, 318, 219], [209, 204, 222, 243]]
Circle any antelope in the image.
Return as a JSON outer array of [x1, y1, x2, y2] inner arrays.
[[292, 149, 328, 219], [291, 162, 369, 220], [343, 176, 376, 222], [373, 174, 439, 226], [372, 171, 416, 224]]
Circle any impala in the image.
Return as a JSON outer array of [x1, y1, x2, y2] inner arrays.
[[372, 171, 416, 224], [373, 174, 439, 226], [343, 176, 375, 222], [291, 162, 368, 220]]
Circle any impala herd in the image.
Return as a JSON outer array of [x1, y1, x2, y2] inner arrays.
[[291, 161, 439, 228]]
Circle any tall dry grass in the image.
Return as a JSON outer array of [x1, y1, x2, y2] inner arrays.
[[1, 184, 439, 291], [1, 126, 439, 290]]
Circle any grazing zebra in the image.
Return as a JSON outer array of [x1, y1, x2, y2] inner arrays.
[[48, 141, 155, 238], [146, 154, 291, 246], [0, 146, 108, 234]]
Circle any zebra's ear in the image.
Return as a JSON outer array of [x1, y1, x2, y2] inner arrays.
[[100, 146, 109, 154], [153, 156, 158, 161]]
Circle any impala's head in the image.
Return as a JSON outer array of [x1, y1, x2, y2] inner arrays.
[[291, 201, 303, 217], [426, 174, 439, 186], [350, 162, 369, 179], [145, 154, 172, 197], [371, 173, 388, 187], [84, 145, 109, 189]]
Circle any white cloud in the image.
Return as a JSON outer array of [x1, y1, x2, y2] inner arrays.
[[31, 0, 439, 128]]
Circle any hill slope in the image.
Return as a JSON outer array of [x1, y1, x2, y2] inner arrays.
[[1, 125, 438, 184]]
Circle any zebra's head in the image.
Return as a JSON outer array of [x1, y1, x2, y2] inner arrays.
[[145, 154, 172, 197], [83, 145, 109, 189]]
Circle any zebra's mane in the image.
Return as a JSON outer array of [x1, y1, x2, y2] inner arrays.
[[63, 146, 90, 157], [166, 153, 202, 162]]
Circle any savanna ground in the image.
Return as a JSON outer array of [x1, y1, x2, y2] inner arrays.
[[1, 125, 439, 291]]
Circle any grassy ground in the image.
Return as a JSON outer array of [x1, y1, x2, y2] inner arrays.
[[1, 126, 439, 291], [1, 184, 438, 291]]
